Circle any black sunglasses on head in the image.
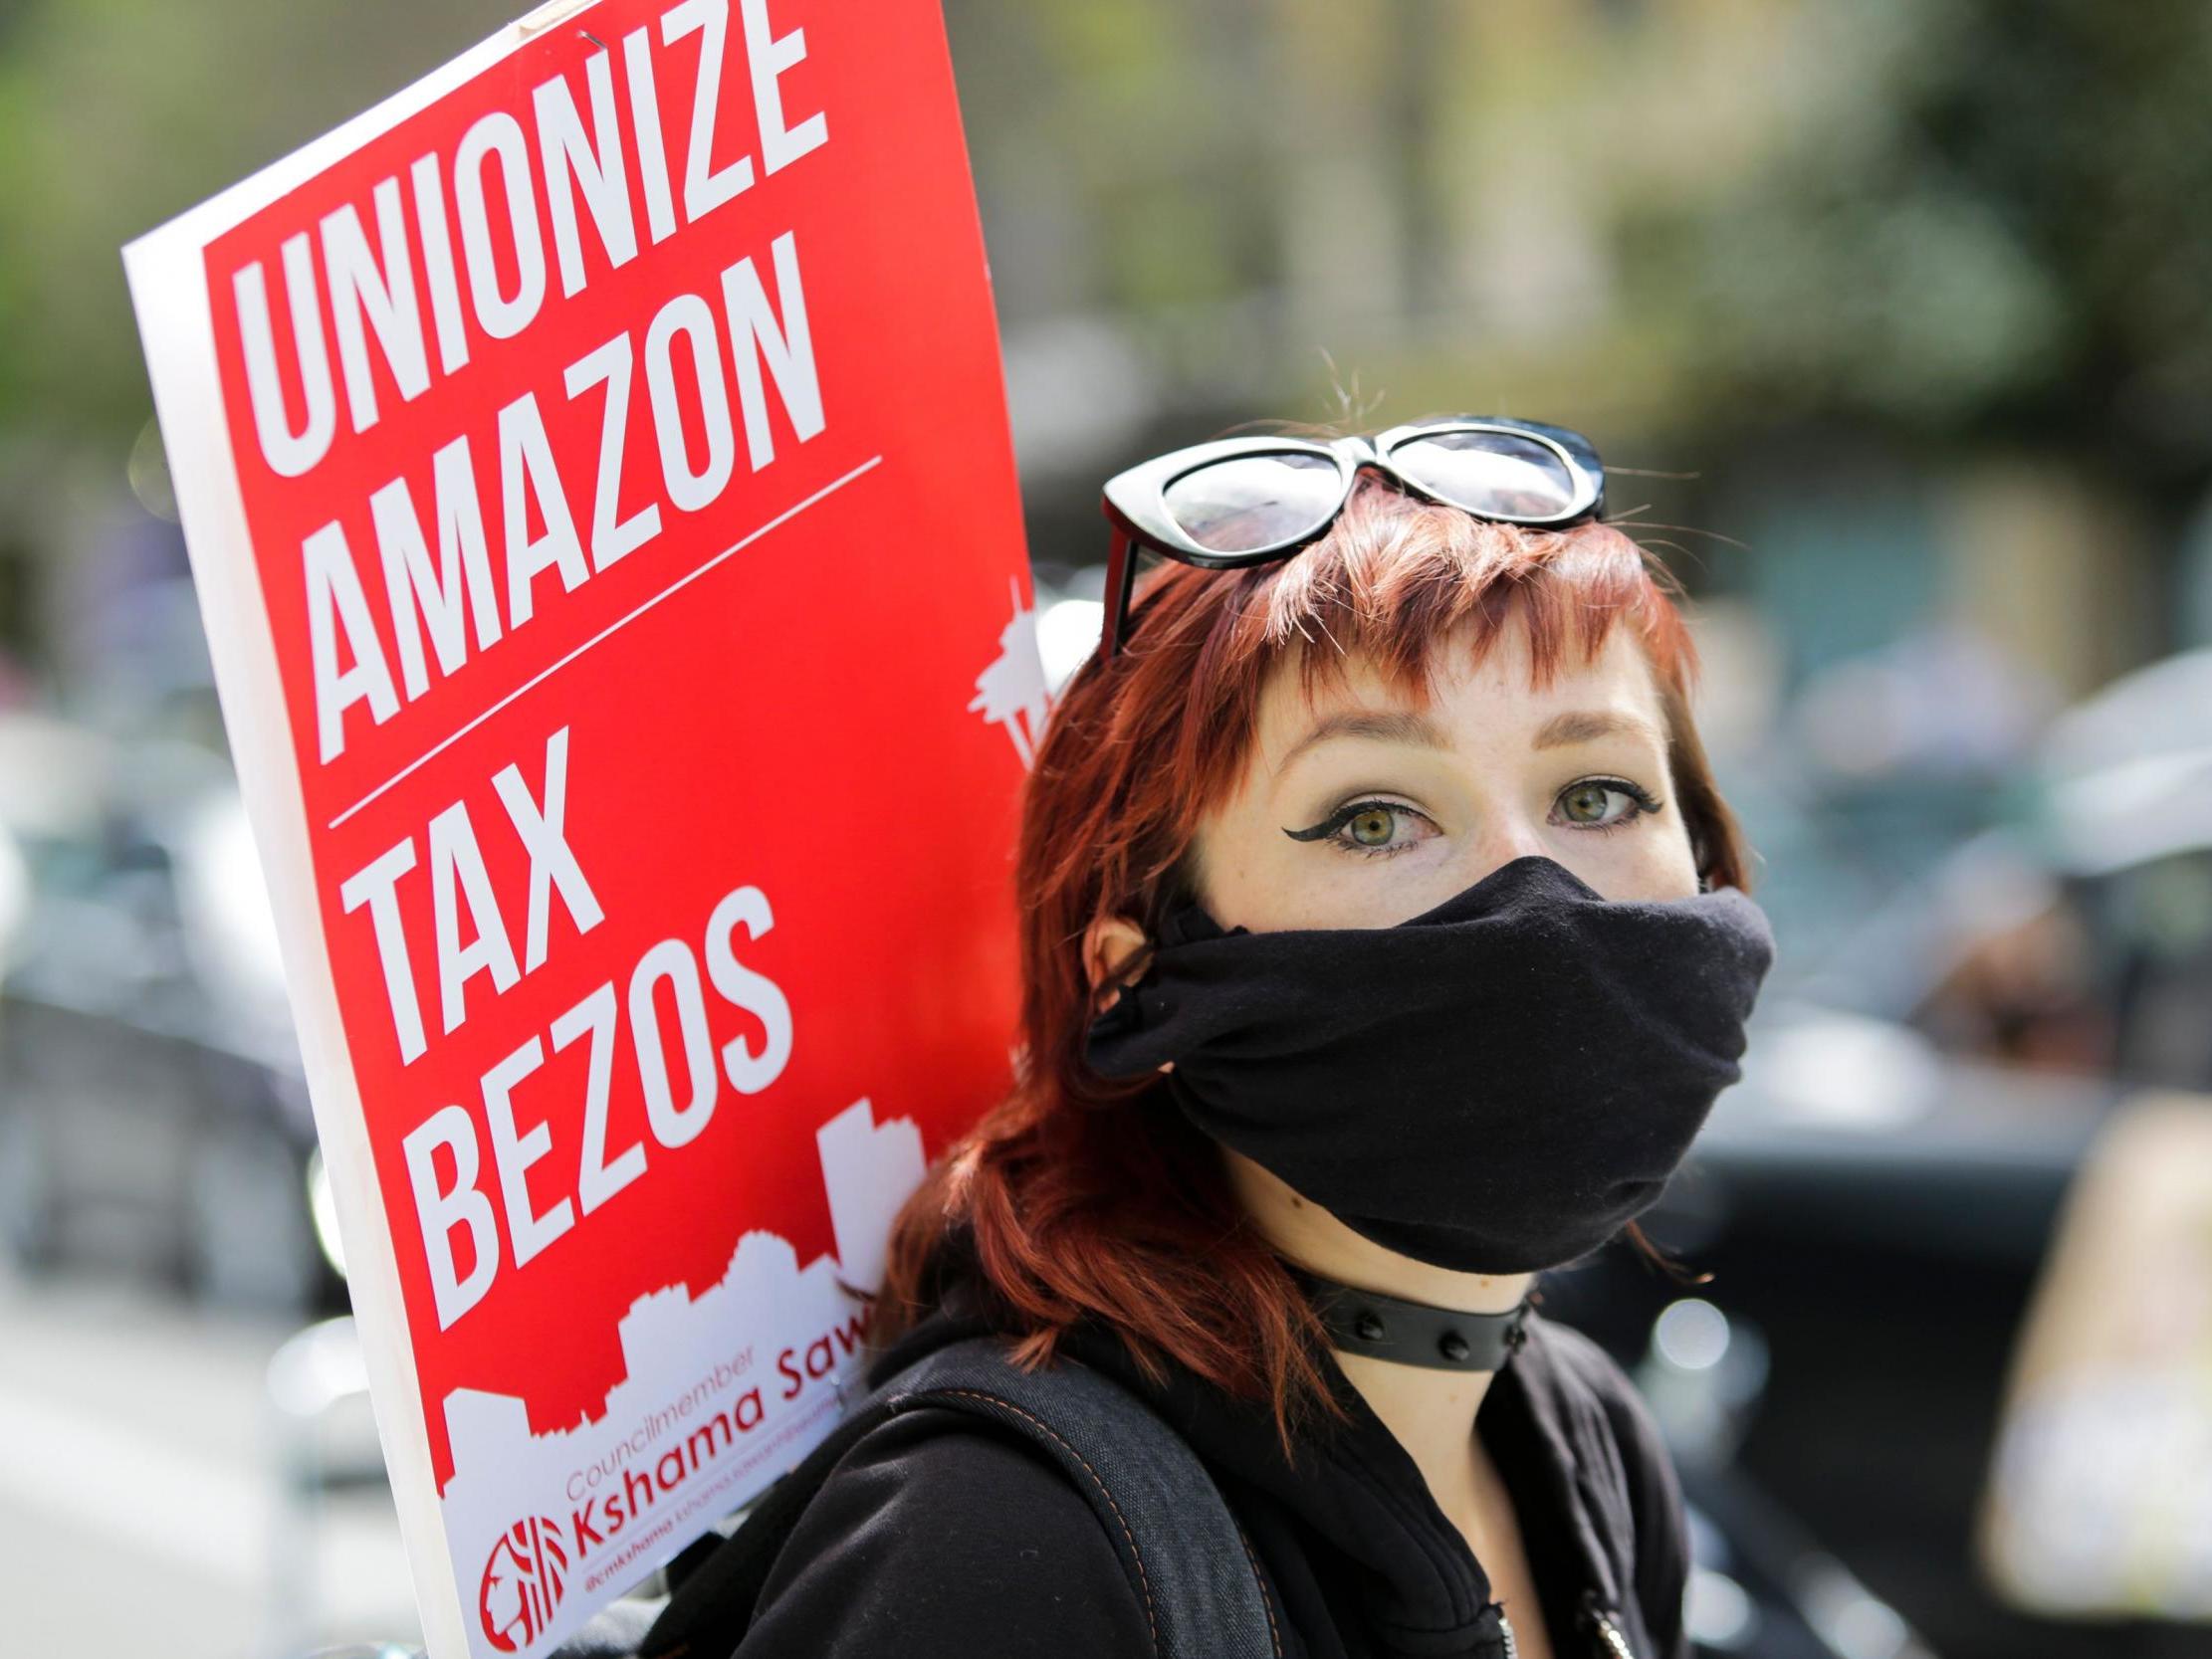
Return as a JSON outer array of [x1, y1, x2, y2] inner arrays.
[[1097, 414, 1606, 660]]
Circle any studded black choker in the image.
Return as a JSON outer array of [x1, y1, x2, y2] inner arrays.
[[1289, 1265, 1534, 1371]]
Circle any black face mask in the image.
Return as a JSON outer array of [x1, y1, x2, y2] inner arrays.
[[1084, 854, 1777, 1275]]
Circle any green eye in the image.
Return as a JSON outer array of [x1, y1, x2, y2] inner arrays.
[[1561, 782, 1613, 823], [1347, 807, 1397, 846], [1554, 777, 1664, 832], [1280, 798, 1439, 857]]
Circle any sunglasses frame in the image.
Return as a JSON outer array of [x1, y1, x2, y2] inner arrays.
[[1097, 414, 1606, 660]]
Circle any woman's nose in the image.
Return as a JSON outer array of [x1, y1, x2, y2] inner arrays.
[[1459, 819, 1554, 886]]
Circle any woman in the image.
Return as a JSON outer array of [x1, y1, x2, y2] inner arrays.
[[735, 415, 1775, 1658]]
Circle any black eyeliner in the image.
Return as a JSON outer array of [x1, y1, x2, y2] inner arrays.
[[1287, 779, 1663, 845], [1587, 776, 1663, 811], [1283, 800, 1394, 843]]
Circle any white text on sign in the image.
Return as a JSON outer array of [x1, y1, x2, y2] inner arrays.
[[338, 726, 794, 1331], [228, 0, 837, 766]]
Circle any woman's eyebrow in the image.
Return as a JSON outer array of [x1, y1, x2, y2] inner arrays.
[[1532, 709, 1666, 750], [1277, 710, 1449, 773]]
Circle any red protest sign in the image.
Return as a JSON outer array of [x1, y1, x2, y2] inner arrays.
[[123, 2, 1038, 1653]]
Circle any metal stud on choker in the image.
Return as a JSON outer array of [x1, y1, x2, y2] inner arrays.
[[1289, 1266, 1534, 1371]]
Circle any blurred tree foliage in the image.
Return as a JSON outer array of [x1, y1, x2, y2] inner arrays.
[[1621, 0, 2212, 487], [0, 0, 519, 449], [0, 0, 2204, 489]]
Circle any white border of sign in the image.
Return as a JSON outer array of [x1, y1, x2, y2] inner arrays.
[[122, 6, 614, 1653]]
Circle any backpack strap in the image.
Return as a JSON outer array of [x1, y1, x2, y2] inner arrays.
[[639, 1333, 1280, 1659]]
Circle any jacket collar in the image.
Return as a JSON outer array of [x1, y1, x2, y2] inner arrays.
[[868, 1280, 1630, 1656]]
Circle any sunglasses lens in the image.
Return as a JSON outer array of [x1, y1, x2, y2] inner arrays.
[[1162, 452, 1342, 553], [1391, 430, 1582, 519]]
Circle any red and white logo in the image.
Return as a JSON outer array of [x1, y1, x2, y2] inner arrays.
[[479, 1515, 570, 1652]]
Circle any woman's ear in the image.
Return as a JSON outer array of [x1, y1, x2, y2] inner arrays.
[[1082, 914, 1151, 1016]]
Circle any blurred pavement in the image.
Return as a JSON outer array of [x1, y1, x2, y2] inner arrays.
[[0, 1263, 417, 1657]]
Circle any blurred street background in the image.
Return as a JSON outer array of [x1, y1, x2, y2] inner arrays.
[[4, 2, 2212, 1656]]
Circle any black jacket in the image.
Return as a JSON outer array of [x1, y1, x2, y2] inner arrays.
[[734, 1273, 1692, 1659]]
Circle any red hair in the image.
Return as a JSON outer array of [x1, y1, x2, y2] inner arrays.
[[876, 455, 1754, 1454]]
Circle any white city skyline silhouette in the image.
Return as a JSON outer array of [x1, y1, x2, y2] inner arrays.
[[437, 1097, 928, 1659], [969, 579, 1050, 769]]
